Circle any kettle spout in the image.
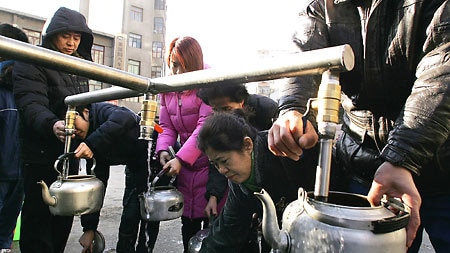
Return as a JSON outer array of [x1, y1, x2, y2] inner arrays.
[[254, 189, 289, 252], [37, 180, 57, 206]]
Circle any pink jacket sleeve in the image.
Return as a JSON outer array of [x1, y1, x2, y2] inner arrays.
[[176, 101, 212, 166]]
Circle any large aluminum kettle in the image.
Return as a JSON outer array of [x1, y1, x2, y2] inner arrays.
[[255, 188, 410, 253], [38, 152, 105, 216], [139, 166, 184, 221]]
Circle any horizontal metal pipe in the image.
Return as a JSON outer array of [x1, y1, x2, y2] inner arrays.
[[0, 35, 149, 93], [0, 35, 355, 106]]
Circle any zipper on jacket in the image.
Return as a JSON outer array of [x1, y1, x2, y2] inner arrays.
[[178, 95, 182, 107]]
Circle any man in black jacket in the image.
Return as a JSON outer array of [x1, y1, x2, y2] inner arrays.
[[12, 7, 93, 253], [72, 102, 150, 253], [267, 1, 450, 252]]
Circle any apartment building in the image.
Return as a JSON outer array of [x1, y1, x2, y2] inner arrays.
[[116, 0, 167, 111]]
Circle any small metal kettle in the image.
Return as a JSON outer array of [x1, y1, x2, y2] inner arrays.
[[139, 167, 184, 221], [38, 152, 105, 216]]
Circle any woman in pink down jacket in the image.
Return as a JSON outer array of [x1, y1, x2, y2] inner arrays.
[[156, 36, 213, 253]]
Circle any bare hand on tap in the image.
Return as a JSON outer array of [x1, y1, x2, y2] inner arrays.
[[52, 120, 66, 142]]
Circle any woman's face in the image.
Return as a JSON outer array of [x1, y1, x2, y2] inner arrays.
[[169, 55, 185, 75], [52, 31, 81, 55], [205, 137, 253, 184]]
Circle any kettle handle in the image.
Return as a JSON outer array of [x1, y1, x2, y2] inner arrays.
[[373, 197, 411, 234], [53, 152, 97, 176]]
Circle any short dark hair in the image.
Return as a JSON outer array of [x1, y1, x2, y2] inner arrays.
[[197, 83, 249, 106], [75, 104, 91, 120], [0, 24, 29, 43], [197, 109, 257, 153]]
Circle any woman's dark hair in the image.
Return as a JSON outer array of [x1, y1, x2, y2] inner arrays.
[[197, 83, 249, 105], [75, 104, 91, 120], [198, 109, 257, 152]]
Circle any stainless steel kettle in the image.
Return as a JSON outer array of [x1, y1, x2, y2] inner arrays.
[[38, 152, 105, 216], [139, 146, 184, 221], [255, 188, 410, 253]]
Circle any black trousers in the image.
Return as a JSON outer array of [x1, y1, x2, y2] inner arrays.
[[19, 163, 74, 253], [181, 216, 209, 253]]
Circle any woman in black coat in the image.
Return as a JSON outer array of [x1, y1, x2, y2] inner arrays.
[[197, 111, 317, 252]]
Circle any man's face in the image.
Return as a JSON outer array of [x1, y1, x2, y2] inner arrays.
[[74, 109, 89, 139], [209, 97, 244, 112], [52, 31, 81, 55]]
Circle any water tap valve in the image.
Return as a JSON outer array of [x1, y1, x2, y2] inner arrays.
[[139, 93, 158, 140]]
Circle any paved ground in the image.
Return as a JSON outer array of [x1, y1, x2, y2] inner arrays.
[[10, 165, 435, 253]]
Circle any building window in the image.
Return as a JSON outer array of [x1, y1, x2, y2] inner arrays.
[[23, 28, 41, 45], [91, 44, 105, 65], [154, 0, 166, 10], [154, 17, 164, 34], [90, 44, 105, 91], [152, 41, 163, 58], [125, 60, 141, 102], [127, 59, 140, 75], [130, 6, 143, 22], [151, 66, 162, 78], [128, 33, 142, 48], [89, 80, 103, 91]]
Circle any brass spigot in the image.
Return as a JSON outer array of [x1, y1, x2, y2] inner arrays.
[[313, 70, 341, 138], [61, 105, 77, 179], [312, 70, 342, 201], [139, 93, 158, 140]]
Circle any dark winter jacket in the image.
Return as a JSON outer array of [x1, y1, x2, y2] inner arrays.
[[12, 7, 93, 166], [199, 132, 318, 252], [279, 0, 450, 196], [80, 102, 149, 231], [246, 94, 279, 131], [0, 60, 22, 180]]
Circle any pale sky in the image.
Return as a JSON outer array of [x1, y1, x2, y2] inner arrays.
[[0, 0, 300, 67]]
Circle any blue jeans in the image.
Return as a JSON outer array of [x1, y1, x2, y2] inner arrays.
[[0, 180, 24, 249]]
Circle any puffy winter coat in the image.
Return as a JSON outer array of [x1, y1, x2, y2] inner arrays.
[[279, 0, 450, 196], [156, 90, 213, 218], [0, 60, 21, 180], [246, 94, 279, 131], [80, 102, 149, 231]]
